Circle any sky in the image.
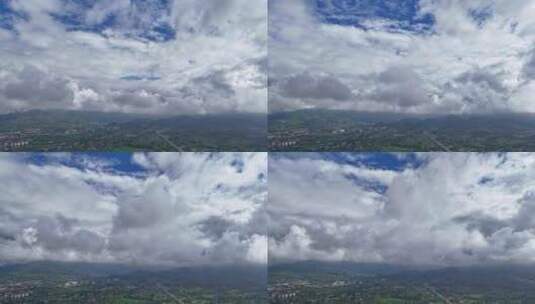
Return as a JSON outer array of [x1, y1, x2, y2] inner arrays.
[[269, 0, 535, 114], [0, 152, 267, 267], [269, 153, 535, 267], [0, 0, 267, 115]]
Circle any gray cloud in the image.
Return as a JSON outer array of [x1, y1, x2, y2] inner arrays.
[[453, 212, 508, 238], [369, 66, 429, 108], [269, 0, 535, 114], [113, 182, 177, 231], [455, 68, 507, 93], [29, 215, 106, 255], [190, 70, 236, 101], [445, 67, 510, 111], [0, 0, 267, 114], [0, 152, 267, 267], [523, 50, 535, 79], [281, 73, 353, 101], [269, 153, 535, 266], [512, 193, 535, 232], [197, 216, 233, 241], [0, 66, 74, 112]]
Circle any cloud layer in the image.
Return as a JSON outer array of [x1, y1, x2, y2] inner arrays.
[[7, 152, 535, 268], [0, 152, 267, 267], [269, 153, 535, 266], [269, 0, 535, 114], [0, 0, 267, 115]]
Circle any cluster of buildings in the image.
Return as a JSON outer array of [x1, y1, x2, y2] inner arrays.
[[0, 282, 33, 302], [0, 131, 35, 150], [268, 128, 311, 149]]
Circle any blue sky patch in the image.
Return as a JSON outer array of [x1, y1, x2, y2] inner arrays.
[[0, 0, 175, 41], [0, 1, 27, 31], [231, 158, 245, 173], [478, 176, 494, 185], [344, 172, 388, 194], [469, 5, 494, 27], [271, 153, 425, 172], [23, 153, 146, 174], [2, 0, 178, 42], [315, 0, 434, 32], [321, 152, 424, 171], [314, 0, 435, 33]]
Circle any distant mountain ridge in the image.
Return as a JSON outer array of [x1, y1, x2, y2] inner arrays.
[[270, 260, 535, 281], [269, 260, 435, 276], [0, 109, 266, 151], [269, 109, 535, 151], [269, 108, 535, 124], [0, 261, 267, 290], [0, 109, 266, 127]]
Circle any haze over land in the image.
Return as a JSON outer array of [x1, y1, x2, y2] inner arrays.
[[269, 0, 535, 114], [0, 0, 267, 115]]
